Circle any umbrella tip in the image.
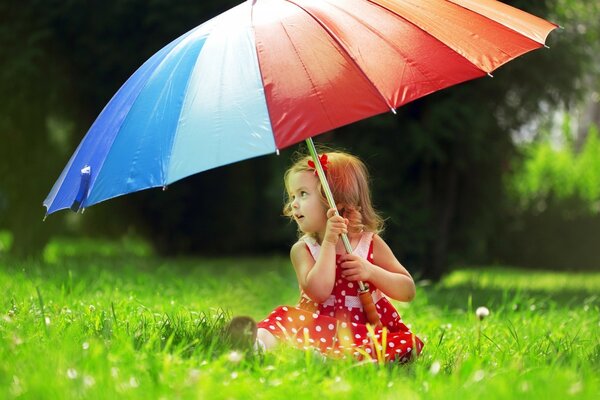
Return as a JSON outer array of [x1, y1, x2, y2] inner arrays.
[[390, 108, 397, 115], [487, 72, 494, 78], [276, 148, 280, 156], [43, 214, 47, 222], [162, 185, 168, 191]]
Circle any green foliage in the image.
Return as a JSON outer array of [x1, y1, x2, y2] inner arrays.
[[42, 235, 154, 264], [0, 230, 13, 254], [1, 247, 599, 398], [511, 124, 600, 213]]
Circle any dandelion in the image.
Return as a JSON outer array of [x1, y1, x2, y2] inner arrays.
[[83, 375, 95, 387], [227, 351, 243, 363], [129, 377, 139, 388], [473, 370, 485, 382], [568, 381, 583, 395], [186, 369, 201, 385], [67, 369, 78, 380], [475, 306, 490, 320], [430, 361, 441, 375], [82, 342, 90, 350], [89, 305, 96, 312], [475, 306, 490, 354], [44, 316, 51, 326]]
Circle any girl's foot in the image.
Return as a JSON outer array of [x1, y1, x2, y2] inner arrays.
[[224, 316, 257, 350]]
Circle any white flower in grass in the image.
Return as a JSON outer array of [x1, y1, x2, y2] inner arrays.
[[475, 306, 490, 320], [83, 375, 95, 387], [82, 342, 90, 350], [67, 368, 78, 379], [129, 376, 139, 388], [473, 370, 485, 382], [227, 351, 243, 363], [568, 381, 583, 395], [187, 369, 201, 385], [44, 316, 51, 326], [430, 361, 441, 375], [88, 305, 96, 312]]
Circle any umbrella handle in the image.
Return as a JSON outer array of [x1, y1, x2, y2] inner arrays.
[[358, 287, 382, 328], [305, 138, 382, 327]]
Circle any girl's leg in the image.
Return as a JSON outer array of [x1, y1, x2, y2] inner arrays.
[[257, 328, 278, 350]]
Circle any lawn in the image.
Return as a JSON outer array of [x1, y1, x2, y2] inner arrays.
[[1, 240, 598, 399]]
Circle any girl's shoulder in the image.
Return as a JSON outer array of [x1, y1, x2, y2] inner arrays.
[[290, 236, 315, 255]]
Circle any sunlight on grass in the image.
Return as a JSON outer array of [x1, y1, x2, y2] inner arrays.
[[1, 250, 598, 399], [443, 267, 600, 293]]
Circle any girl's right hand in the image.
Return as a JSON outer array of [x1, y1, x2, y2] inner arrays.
[[323, 208, 348, 245]]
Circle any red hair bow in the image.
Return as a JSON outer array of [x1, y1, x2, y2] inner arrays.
[[308, 154, 328, 175]]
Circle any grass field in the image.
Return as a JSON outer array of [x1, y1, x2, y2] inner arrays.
[[1, 240, 598, 399]]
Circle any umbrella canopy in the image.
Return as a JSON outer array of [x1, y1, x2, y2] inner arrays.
[[44, 0, 558, 216]]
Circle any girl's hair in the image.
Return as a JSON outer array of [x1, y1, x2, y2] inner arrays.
[[283, 150, 384, 239]]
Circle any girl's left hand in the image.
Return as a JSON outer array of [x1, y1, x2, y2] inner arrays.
[[338, 254, 374, 282]]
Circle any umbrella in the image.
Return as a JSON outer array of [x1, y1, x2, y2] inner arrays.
[[43, 0, 557, 324]]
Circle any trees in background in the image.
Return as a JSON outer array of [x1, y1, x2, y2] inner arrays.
[[1, 0, 598, 278]]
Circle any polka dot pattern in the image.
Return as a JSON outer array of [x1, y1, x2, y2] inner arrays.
[[256, 233, 423, 363]]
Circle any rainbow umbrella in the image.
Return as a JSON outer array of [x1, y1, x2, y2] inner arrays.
[[43, 0, 557, 217]]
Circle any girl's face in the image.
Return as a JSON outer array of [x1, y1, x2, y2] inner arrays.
[[287, 171, 328, 237]]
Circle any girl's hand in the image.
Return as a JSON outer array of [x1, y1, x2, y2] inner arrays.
[[323, 208, 348, 245], [339, 254, 374, 282]]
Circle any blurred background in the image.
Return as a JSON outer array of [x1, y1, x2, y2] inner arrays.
[[1, 0, 598, 280]]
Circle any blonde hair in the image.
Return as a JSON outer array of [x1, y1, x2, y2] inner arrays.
[[283, 150, 384, 240]]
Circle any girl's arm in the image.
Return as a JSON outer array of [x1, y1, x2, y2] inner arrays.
[[338, 234, 416, 302], [290, 241, 337, 303], [290, 210, 348, 303]]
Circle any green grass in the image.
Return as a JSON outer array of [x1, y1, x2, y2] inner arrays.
[[1, 246, 599, 399]]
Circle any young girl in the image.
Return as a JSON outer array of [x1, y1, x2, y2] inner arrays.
[[255, 151, 423, 362]]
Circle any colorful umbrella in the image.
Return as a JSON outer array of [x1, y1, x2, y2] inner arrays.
[[43, 0, 558, 216], [43, 0, 557, 324]]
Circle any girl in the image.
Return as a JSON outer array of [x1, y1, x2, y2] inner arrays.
[[256, 150, 423, 362]]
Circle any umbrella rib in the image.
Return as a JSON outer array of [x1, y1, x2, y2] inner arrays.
[[445, 0, 558, 45], [284, 0, 397, 114]]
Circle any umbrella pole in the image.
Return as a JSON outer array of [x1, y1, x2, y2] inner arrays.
[[305, 138, 381, 327]]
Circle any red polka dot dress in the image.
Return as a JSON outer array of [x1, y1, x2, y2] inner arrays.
[[257, 232, 423, 363]]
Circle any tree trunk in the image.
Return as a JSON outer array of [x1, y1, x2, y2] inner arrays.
[[422, 165, 459, 280]]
